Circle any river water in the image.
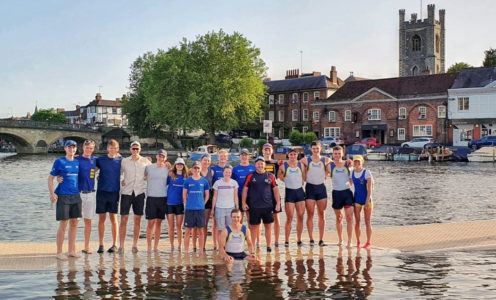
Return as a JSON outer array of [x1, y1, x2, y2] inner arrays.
[[1, 154, 495, 299]]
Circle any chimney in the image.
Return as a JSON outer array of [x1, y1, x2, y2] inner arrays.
[[330, 66, 338, 84], [96, 93, 102, 101], [76, 105, 81, 111], [263, 78, 271, 82], [115, 98, 121, 104], [285, 69, 300, 79]]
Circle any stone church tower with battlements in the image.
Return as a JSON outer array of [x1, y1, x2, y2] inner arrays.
[[399, 4, 445, 77]]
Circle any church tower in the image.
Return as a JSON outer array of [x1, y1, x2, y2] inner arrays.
[[399, 4, 445, 76]]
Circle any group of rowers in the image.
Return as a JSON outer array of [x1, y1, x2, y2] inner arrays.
[[48, 139, 373, 263]]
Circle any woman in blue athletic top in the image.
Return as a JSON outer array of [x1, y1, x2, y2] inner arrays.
[[349, 155, 373, 249], [166, 158, 189, 251]]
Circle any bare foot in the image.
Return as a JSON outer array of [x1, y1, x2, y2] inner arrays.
[[68, 252, 81, 258], [56, 253, 68, 261]]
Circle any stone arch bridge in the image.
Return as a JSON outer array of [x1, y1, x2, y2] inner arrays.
[[0, 120, 102, 154]]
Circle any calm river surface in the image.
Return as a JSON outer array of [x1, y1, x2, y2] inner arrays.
[[1, 154, 495, 299]]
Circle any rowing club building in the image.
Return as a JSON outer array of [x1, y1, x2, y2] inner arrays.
[[312, 73, 458, 145]]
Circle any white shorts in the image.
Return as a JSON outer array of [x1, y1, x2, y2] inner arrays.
[[215, 207, 234, 230], [80, 192, 96, 219]]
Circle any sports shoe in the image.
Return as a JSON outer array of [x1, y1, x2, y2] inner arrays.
[[309, 240, 315, 247], [297, 241, 303, 247], [274, 242, 279, 248], [266, 247, 272, 253], [97, 245, 104, 254], [117, 247, 124, 254], [363, 242, 371, 249], [356, 242, 361, 248], [319, 240, 327, 247], [284, 242, 289, 248], [170, 247, 175, 252], [107, 245, 117, 253]]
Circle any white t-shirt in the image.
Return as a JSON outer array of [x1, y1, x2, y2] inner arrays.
[[213, 178, 239, 208], [350, 169, 372, 181]]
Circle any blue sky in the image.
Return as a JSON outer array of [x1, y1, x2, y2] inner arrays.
[[1, 0, 494, 118]]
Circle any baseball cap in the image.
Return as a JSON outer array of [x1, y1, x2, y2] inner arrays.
[[157, 149, 167, 156], [130, 141, 141, 147], [64, 140, 77, 147], [353, 155, 365, 163], [201, 153, 211, 159], [262, 143, 273, 149], [191, 161, 201, 168], [174, 158, 185, 165], [240, 148, 250, 155], [255, 156, 265, 163], [288, 148, 297, 153]]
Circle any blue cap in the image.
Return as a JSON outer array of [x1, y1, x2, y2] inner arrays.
[[262, 143, 273, 149], [64, 140, 77, 147], [157, 149, 167, 156], [201, 153, 211, 159], [255, 156, 265, 163]]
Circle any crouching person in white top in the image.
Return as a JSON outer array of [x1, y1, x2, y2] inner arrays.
[[218, 209, 258, 263]]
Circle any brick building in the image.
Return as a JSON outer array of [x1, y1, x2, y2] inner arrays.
[[313, 73, 458, 145], [263, 67, 344, 138]]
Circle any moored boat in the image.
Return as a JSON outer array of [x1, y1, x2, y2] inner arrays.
[[188, 145, 219, 161], [0, 152, 17, 159], [467, 146, 496, 162], [393, 147, 420, 161]]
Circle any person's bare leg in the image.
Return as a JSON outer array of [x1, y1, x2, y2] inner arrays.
[[167, 215, 175, 249], [154, 219, 162, 250], [98, 214, 106, 246], [249, 224, 259, 250], [198, 227, 205, 254], [109, 213, 118, 246], [177, 215, 184, 250], [83, 218, 92, 252], [57, 220, 68, 256], [133, 215, 142, 249], [344, 206, 354, 248], [264, 223, 272, 248], [119, 214, 129, 248], [68, 218, 79, 257], [305, 200, 316, 242], [316, 198, 327, 242], [273, 213, 280, 246], [354, 207, 362, 247], [203, 209, 211, 250], [295, 202, 306, 243], [212, 219, 218, 249], [334, 209, 343, 245], [284, 202, 295, 243], [184, 227, 191, 252], [192, 228, 198, 251], [364, 206, 373, 245], [147, 219, 156, 251]]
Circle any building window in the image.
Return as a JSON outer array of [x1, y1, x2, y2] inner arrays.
[[268, 95, 274, 105], [102, 107, 107, 114], [345, 110, 351, 122], [117, 108, 121, 114], [367, 109, 381, 120], [435, 34, 440, 53], [302, 126, 308, 133], [313, 111, 320, 121], [418, 106, 426, 119], [278, 110, 284, 122], [303, 92, 309, 103], [278, 94, 284, 105], [292, 93, 298, 104], [328, 111, 336, 122], [268, 111, 274, 121], [458, 97, 469, 111], [412, 35, 421, 52], [279, 127, 284, 139], [112, 107, 117, 114], [438, 106, 446, 118], [302, 109, 309, 121], [292, 109, 298, 121], [314, 91, 320, 100], [324, 127, 341, 138], [398, 128, 406, 140], [398, 107, 406, 119], [413, 125, 432, 136]]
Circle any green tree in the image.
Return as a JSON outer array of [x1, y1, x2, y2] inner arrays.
[[483, 48, 496, 67], [31, 108, 66, 124], [124, 30, 267, 145], [240, 138, 253, 148], [447, 62, 472, 73], [289, 130, 304, 145], [303, 132, 318, 145], [257, 138, 267, 154]]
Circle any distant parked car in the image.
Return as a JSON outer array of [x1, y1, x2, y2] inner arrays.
[[401, 137, 434, 148], [320, 137, 344, 146], [468, 135, 496, 150], [215, 134, 232, 143], [345, 144, 368, 160], [355, 137, 381, 148]]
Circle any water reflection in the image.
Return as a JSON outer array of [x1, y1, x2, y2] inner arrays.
[[52, 248, 375, 299]]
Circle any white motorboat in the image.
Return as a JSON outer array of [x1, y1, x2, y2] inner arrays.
[[0, 152, 17, 159], [467, 146, 496, 162]]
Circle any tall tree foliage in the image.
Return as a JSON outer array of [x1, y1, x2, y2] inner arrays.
[[447, 62, 472, 73], [31, 108, 66, 124], [123, 30, 267, 144], [483, 48, 496, 67]]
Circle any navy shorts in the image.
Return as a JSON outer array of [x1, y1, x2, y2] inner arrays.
[[56, 194, 82, 221], [166, 203, 185, 215], [145, 196, 167, 220], [249, 207, 274, 225], [205, 192, 213, 210], [227, 252, 248, 260], [332, 189, 354, 210], [96, 190, 119, 214], [285, 188, 305, 204], [305, 183, 328, 201], [120, 192, 145, 216], [184, 209, 205, 228]]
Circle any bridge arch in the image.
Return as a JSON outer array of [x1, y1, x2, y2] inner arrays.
[[0, 132, 35, 153]]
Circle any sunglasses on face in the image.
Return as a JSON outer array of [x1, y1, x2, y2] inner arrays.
[[131, 148, 140, 151]]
